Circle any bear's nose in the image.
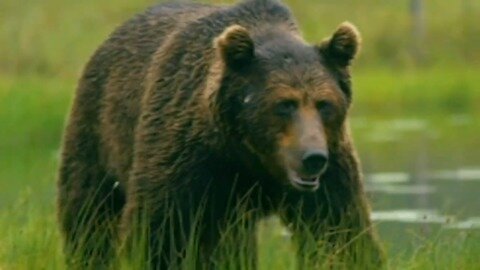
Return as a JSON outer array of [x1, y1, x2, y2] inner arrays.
[[302, 150, 328, 175]]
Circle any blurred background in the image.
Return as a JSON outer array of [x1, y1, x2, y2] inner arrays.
[[1, 0, 479, 268]]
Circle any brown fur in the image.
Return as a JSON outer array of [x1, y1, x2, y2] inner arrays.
[[57, 0, 384, 269]]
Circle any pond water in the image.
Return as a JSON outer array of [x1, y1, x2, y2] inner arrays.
[[352, 114, 480, 255]]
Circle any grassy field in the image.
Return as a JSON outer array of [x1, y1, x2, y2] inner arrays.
[[1, 0, 479, 77], [1, 0, 480, 269]]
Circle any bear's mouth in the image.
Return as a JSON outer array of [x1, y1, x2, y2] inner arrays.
[[288, 170, 321, 192]]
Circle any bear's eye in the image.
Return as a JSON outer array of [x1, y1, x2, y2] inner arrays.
[[316, 101, 336, 120], [275, 99, 298, 117]]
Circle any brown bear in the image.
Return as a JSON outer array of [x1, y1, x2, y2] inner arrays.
[[57, 0, 384, 269]]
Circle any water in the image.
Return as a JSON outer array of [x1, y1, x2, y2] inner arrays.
[[351, 114, 480, 255]]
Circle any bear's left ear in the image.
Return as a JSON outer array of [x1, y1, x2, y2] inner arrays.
[[317, 22, 361, 68], [215, 25, 255, 71]]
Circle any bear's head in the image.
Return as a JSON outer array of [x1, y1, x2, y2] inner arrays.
[[207, 22, 361, 192]]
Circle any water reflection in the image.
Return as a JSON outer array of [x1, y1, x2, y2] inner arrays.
[[445, 218, 480, 230], [367, 184, 435, 195], [367, 172, 410, 184], [371, 209, 449, 224], [353, 115, 480, 254], [430, 168, 480, 181], [448, 114, 473, 126]]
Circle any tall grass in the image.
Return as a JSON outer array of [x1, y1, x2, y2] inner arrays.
[[0, 76, 479, 267], [1, 190, 479, 269]]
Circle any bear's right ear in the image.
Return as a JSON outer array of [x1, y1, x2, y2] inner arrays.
[[317, 22, 361, 68], [215, 25, 255, 71]]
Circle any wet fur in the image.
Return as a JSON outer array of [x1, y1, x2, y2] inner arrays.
[[57, 0, 384, 269]]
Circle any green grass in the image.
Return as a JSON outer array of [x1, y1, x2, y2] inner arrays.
[[1, 190, 479, 269], [1, 0, 480, 269], [1, 0, 479, 77], [1, 72, 479, 270], [353, 67, 480, 116]]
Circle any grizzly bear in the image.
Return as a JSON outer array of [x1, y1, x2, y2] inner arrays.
[[57, 0, 384, 269]]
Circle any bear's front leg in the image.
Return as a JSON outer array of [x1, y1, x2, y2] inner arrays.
[[121, 183, 260, 270], [120, 191, 198, 270], [211, 212, 258, 270], [280, 156, 385, 269]]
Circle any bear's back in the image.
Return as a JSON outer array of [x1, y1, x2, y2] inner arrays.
[[77, 0, 296, 182], [91, 3, 220, 180]]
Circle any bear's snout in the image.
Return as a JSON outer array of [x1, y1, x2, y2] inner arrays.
[[301, 150, 328, 176], [283, 149, 329, 192]]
